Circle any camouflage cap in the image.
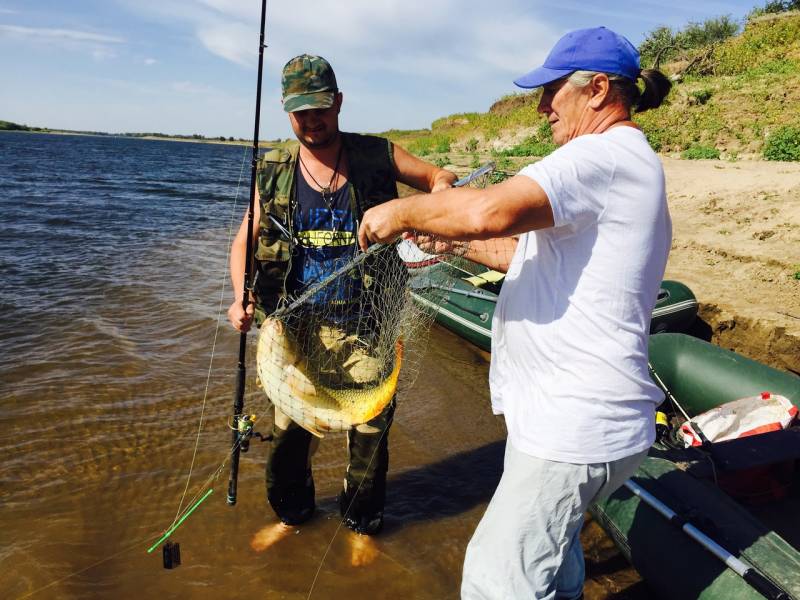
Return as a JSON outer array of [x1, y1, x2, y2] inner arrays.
[[281, 54, 338, 113]]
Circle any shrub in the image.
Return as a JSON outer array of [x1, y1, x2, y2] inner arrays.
[[681, 145, 721, 159], [434, 136, 451, 153], [689, 89, 713, 105], [536, 120, 553, 141], [643, 128, 666, 152], [499, 137, 556, 157], [679, 16, 739, 49], [489, 171, 512, 184], [469, 154, 480, 168], [408, 137, 434, 156], [763, 126, 800, 161], [433, 156, 450, 168], [639, 26, 679, 68], [495, 156, 514, 171], [466, 137, 479, 152], [749, 0, 800, 19], [639, 16, 738, 68]]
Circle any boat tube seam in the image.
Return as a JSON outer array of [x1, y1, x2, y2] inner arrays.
[[411, 292, 491, 338]]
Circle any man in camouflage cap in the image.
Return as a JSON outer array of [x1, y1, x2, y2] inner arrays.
[[281, 53, 338, 113], [228, 54, 457, 553]]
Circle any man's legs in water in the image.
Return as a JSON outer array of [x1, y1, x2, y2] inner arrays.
[[339, 398, 395, 535]]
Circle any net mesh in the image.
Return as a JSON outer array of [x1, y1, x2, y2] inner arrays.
[[254, 165, 498, 437]]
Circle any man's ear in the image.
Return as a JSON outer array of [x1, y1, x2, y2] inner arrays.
[[587, 73, 611, 109], [335, 91, 343, 113]]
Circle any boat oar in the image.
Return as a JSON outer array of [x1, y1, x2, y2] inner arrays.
[[623, 480, 791, 600]]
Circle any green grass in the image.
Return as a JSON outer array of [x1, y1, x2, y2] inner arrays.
[[763, 125, 800, 160], [496, 138, 557, 157], [681, 145, 721, 159]]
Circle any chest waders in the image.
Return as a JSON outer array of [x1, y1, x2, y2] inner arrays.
[[256, 133, 400, 533]]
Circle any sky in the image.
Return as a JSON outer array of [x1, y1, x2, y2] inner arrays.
[[0, 0, 764, 140]]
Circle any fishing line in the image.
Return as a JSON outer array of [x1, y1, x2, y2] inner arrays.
[[17, 532, 160, 600], [18, 429, 266, 599], [170, 143, 250, 527]]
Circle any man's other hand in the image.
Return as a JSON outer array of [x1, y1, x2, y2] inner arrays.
[[228, 300, 254, 332], [358, 200, 403, 251]]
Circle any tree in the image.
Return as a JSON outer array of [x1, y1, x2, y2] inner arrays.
[[639, 26, 679, 68]]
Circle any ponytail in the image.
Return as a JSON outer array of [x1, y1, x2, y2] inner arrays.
[[634, 69, 672, 113]]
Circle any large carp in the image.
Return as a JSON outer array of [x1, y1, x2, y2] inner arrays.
[[255, 318, 402, 437]]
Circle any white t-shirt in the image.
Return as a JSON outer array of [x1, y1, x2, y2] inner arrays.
[[490, 126, 671, 464]]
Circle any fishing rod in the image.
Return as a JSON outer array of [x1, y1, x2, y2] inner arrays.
[[227, 0, 268, 507], [624, 480, 791, 600]]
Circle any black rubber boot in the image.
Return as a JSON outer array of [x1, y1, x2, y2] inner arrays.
[[339, 400, 395, 535], [265, 422, 315, 526]]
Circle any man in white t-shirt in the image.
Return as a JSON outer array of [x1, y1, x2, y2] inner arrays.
[[358, 26, 673, 599]]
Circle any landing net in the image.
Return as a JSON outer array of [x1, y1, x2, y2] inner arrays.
[[255, 165, 496, 436]]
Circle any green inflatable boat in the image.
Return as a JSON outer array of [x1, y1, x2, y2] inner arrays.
[[591, 333, 800, 599], [407, 258, 698, 352]]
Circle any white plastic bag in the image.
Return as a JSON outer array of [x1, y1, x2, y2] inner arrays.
[[680, 392, 798, 447]]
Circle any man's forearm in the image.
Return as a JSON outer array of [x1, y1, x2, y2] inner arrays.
[[396, 187, 500, 240], [229, 236, 248, 302]]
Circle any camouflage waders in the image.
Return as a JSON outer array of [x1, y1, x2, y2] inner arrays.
[[266, 398, 396, 534]]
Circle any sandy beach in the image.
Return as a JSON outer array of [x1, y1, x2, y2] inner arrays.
[[660, 158, 800, 374]]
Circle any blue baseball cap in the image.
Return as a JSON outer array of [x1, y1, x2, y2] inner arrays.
[[514, 26, 640, 89]]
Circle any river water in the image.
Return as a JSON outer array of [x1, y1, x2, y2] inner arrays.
[[0, 132, 645, 599]]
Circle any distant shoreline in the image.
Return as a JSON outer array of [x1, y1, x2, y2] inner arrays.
[[0, 128, 281, 147]]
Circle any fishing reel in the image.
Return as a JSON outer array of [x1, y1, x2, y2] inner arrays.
[[230, 413, 272, 453]]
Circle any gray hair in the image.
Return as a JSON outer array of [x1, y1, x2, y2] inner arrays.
[[565, 69, 671, 113]]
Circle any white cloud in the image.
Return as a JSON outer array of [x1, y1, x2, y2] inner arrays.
[[119, 0, 558, 78], [0, 24, 124, 43], [196, 21, 255, 66], [171, 80, 216, 95], [92, 47, 118, 61], [112, 0, 561, 134], [144, 57, 158, 65]]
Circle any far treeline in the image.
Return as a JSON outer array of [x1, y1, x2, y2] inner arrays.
[[383, 1, 800, 168]]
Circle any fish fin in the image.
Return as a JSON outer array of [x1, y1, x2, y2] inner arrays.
[[300, 422, 325, 438]]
